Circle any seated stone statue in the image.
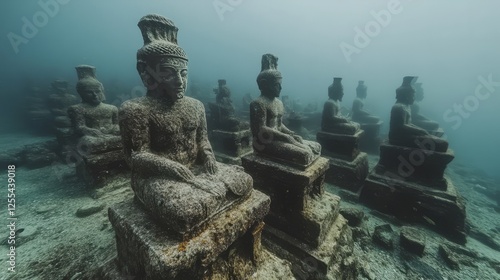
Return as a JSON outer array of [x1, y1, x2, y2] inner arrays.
[[67, 65, 121, 154], [208, 79, 249, 131], [351, 81, 381, 124], [411, 82, 440, 131], [389, 76, 448, 152], [119, 14, 252, 234], [250, 53, 320, 166], [322, 77, 361, 135]]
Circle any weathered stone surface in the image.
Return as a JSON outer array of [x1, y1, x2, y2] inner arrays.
[[372, 224, 394, 250], [340, 207, 364, 227], [316, 130, 362, 161], [108, 190, 271, 279], [324, 151, 369, 192], [438, 242, 479, 270], [211, 129, 252, 159], [263, 214, 356, 280], [378, 143, 454, 188], [469, 224, 500, 251], [208, 79, 249, 132], [76, 202, 105, 217], [242, 155, 332, 246], [360, 171, 466, 244], [400, 226, 426, 256]]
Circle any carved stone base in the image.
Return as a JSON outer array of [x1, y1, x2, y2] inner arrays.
[[108, 190, 288, 279], [359, 122, 382, 155], [378, 143, 454, 189], [241, 154, 356, 279], [75, 150, 128, 188], [324, 152, 369, 193], [262, 214, 356, 280], [211, 129, 252, 158], [360, 169, 466, 244], [242, 154, 330, 247], [316, 130, 362, 161]]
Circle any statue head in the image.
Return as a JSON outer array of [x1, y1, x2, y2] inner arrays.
[[328, 77, 343, 101], [257, 54, 282, 98], [396, 76, 417, 105], [218, 79, 226, 87], [414, 82, 424, 101], [75, 65, 105, 106], [356, 80, 367, 99], [51, 80, 69, 95], [136, 14, 188, 101]]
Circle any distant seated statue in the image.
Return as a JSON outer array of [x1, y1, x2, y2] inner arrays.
[[48, 80, 78, 117], [411, 82, 440, 131], [321, 77, 361, 135], [250, 53, 320, 166], [119, 14, 252, 234], [389, 76, 448, 152], [67, 65, 121, 153], [351, 81, 381, 124], [208, 79, 249, 131]]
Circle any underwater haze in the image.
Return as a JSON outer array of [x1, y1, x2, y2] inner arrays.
[[1, 0, 499, 177]]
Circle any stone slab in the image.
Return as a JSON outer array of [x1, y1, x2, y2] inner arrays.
[[316, 130, 363, 161]]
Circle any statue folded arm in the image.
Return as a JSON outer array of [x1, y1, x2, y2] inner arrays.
[[323, 101, 348, 123], [391, 105, 428, 136], [119, 101, 195, 182], [250, 101, 297, 144], [67, 106, 103, 137]]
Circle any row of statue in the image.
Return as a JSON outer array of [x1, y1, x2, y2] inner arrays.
[[28, 14, 465, 279]]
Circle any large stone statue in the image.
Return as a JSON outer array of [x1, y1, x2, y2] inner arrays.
[[250, 54, 320, 167], [411, 82, 443, 136], [109, 15, 287, 279], [351, 80, 380, 124], [389, 76, 448, 152], [322, 77, 361, 135], [68, 65, 121, 153], [119, 15, 253, 233], [208, 79, 249, 132]]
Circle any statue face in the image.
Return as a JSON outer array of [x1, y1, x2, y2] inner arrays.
[[333, 88, 344, 101], [80, 84, 103, 106], [262, 77, 282, 98], [142, 58, 188, 100], [402, 89, 416, 105]]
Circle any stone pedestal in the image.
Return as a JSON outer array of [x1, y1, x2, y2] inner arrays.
[[70, 140, 128, 188], [360, 143, 466, 244], [316, 131, 369, 192], [107, 190, 293, 279], [211, 129, 252, 165], [359, 121, 383, 155], [242, 154, 356, 279]]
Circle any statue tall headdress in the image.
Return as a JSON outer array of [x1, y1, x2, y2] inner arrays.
[[396, 76, 417, 100], [75, 65, 105, 101], [256, 53, 281, 88]]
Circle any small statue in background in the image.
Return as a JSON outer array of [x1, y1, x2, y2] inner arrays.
[[351, 81, 380, 124], [321, 77, 360, 135], [389, 76, 448, 152], [250, 53, 320, 167], [208, 79, 249, 131], [68, 65, 121, 153], [411, 82, 443, 136]]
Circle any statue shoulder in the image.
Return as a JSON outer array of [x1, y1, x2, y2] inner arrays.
[[119, 97, 147, 117]]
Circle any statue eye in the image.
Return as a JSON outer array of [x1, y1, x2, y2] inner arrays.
[[180, 70, 188, 77]]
